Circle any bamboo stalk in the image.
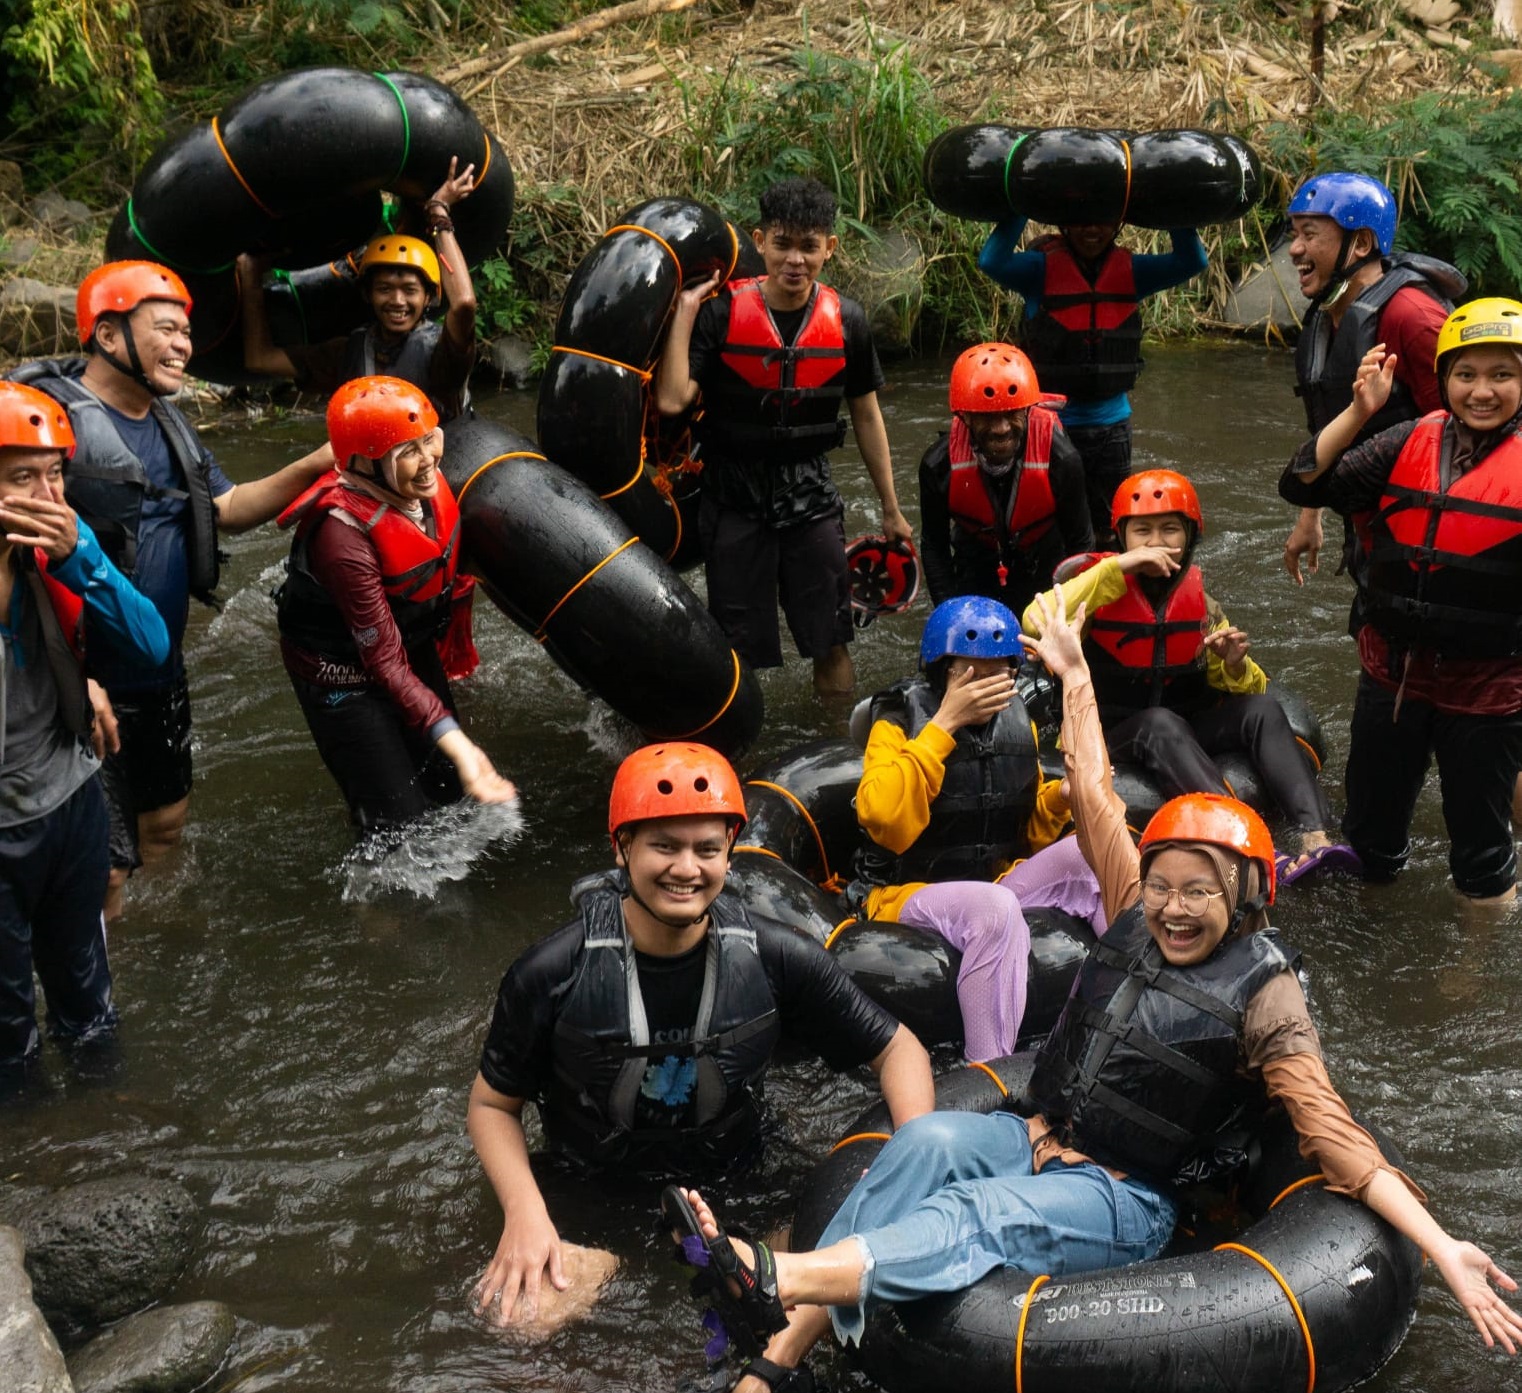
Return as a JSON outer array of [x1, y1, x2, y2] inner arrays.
[[440, 0, 700, 84]]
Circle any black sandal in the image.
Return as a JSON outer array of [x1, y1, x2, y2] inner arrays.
[[739, 1356, 814, 1393], [661, 1185, 789, 1359]]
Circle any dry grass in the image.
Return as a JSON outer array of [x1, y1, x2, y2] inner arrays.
[[469, 0, 1486, 236]]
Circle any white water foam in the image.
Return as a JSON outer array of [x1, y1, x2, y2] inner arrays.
[[339, 798, 526, 903]]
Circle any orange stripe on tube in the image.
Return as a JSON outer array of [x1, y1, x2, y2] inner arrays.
[[1215, 1243, 1316, 1392], [211, 117, 276, 217], [1013, 1273, 1050, 1393]]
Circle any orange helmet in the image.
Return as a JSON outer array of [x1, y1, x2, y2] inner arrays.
[[1139, 793, 1276, 905], [1110, 469, 1204, 537], [608, 743, 747, 851], [358, 236, 441, 293], [326, 376, 439, 467], [76, 261, 192, 346], [0, 382, 76, 458], [949, 342, 1041, 413]]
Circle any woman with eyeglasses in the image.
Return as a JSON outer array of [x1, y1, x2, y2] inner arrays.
[[276, 376, 515, 836], [661, 585, 1521, 1391]]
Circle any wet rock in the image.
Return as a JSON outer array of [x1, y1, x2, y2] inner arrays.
[[0, 1225, 72, 1393], [1219, 237, 1303, 335], [67, 1301, 236, 1393], [29, 191, 95, 233], [833, 226, 925, 355], [5, 1175, 199, 1336], [484, 333, 535, 388], [2, 237, 41, 268], [0, 277, 77, 356], [0, 160, 24, 227]]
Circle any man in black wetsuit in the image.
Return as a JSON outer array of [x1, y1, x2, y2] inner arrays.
[[465, 743, 932, 1334]]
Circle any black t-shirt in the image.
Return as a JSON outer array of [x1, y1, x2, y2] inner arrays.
[[688, 284, 885, 525], [478, 910, 899, 1132]]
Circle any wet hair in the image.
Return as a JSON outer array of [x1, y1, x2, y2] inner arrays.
[[757, 177, 838, 236]]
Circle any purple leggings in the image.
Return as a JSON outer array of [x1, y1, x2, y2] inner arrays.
[[897, 837, 1106, 1062]]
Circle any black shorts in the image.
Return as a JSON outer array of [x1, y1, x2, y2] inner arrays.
[[99, 674, 194, 873], [289, 668, 462, 833], [699, 502, 852, 669]]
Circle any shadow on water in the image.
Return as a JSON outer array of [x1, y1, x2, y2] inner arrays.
[[4, 345, 1521, 1390]]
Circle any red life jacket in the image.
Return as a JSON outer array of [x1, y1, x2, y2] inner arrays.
[[1364, 413, 1522, 657], [698, 279, 848, 456], [946, 406, 1059, 565], [275, 471, 462, 663], [23, 552, 92, 741], [1082, 558, 1210, 713], [1021, 237, 1143, 403]]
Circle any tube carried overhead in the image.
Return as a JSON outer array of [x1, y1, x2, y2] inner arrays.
[[441, 415, 763, 757], [923, 123, 1262, 228], [104, 66, 514, 386], [537, 197, 765, 569]]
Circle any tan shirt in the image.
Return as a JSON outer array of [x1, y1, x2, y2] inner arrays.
[[1029, 672, 1423, 1205]]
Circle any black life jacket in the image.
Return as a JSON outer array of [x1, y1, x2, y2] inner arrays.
[[541, 873, 781, 1176], [274, 473, 461, 667], [1025, 905, 1296, 1189], [338, 320, 469, 423], [1293, 254, 1464, 438], [8, 359, 221, 602], [853, 675, 1040, 887], [695, 279, 849, 461], [1020, 236, 1143, 403], [1363, 413, 1522, 657], [1079, 557, 1212, 718]]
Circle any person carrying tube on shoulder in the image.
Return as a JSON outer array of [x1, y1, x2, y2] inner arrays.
[[977, 213, 1207, 544], [917, 342, 1093, 612], [1281, 172, 1464, 612], [275, 375, 513, 838], [848, 594, 1106, 1062], [0, 382, 169, 1092], [655, 176, 913, 698], [5, 261, 334, 922], [238, 158, 480, 426], [1279, 299, 1522, 907], [657, 587, 1522, 1393], [1024, 469, 1357, 885], [466, 743, 933, 1338]]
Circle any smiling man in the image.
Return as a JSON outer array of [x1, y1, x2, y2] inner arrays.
[[9, 261, 332, 918], [656, 177, 912, 696], [1280, 172, 1465, 595], [464, 742, 932, 1332]]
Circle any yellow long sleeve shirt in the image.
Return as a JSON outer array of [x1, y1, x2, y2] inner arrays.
[[1021, 554, 1268, 696], [855, 715, 1071, 921]]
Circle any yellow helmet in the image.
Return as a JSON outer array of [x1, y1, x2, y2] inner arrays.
[[357, 236, 440, 293], [1434, 297, 1522, 372]]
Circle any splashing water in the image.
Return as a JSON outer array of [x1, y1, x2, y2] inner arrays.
[[339, 798, 526, 902]]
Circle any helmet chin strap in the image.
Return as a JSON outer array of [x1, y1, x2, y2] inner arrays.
[[96, 319, 170, 397], [624, 877, 711, 932], [1307, 230, 1383, 310]]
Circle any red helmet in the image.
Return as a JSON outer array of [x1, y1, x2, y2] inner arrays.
[[1110, 469, 1204, 537], [1139, 793, 1276, 905], [845, 535, 921, 628], [608, 743, 747, 851], [76, 261, 192, 346], [327, 376, 439, 467], [0, 382, 76, 458], [949, 342, 1041, 413]]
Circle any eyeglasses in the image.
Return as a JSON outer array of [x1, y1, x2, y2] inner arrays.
[[1140, 879, 1226, 917]]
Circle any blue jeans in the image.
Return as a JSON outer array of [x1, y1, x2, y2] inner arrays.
[[816, 1110, 1177, 1344]]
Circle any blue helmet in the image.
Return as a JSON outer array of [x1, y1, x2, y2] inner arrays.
[[1287, 172, 1397, 256], [920, 596, 1023, 666]]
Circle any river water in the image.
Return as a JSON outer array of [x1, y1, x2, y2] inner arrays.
[[5, 345, 1520, 1391]]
